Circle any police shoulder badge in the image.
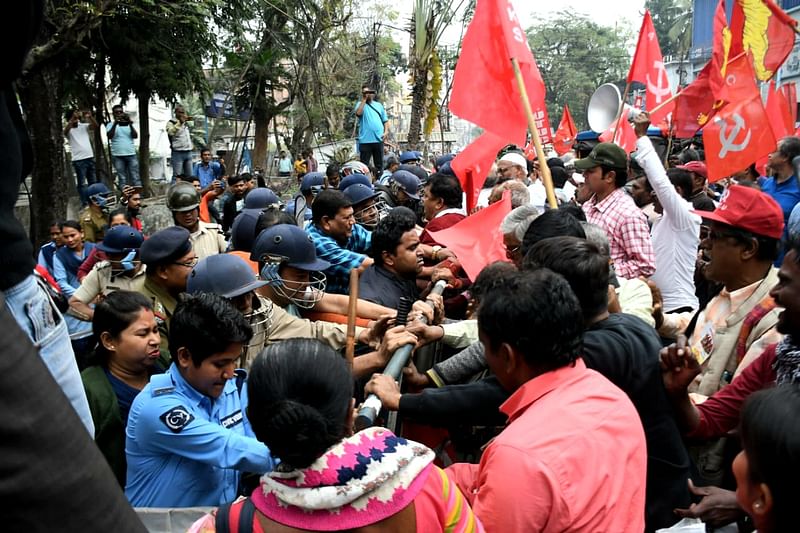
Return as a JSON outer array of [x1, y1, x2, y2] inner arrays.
[[160, 406, 195, 433]]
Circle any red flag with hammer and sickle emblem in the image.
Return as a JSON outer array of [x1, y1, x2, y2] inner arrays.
[[704, 94, 776, 183], [628, 11, 674, 117]]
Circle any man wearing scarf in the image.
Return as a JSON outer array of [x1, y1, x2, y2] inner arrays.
[[660, 235, 800, 526]]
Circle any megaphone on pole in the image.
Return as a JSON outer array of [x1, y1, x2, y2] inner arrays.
[[587, 83, 639, 133]]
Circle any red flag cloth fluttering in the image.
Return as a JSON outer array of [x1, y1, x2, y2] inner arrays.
[[553, 105, 578, 155], [765, 80, 795, 140], [670, 64, 720, 138], [451, 131, 509, 213], [450, 0, 548, 146], [428, 192, 513, 282], [730, 0, 797, 81], [704, 94, 777, 182], [600, 119, 638, 154], [709, 0, 733, 99], [628, 11, 673, 111]]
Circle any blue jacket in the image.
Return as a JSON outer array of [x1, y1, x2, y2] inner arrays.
[[124, 364, 275, 507]]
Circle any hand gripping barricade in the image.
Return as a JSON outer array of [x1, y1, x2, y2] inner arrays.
[[355, 280, 447, 430]]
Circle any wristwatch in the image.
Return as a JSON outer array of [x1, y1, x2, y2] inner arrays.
[[431, 245, 442, 262]]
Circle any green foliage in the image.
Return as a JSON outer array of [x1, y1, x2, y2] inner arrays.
[[103, 0, 219, 104], [527, 12, 632, 131], [646, 0, 693, 59]]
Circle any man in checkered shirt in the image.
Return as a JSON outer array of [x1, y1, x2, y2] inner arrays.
[[578, 143, 656, 279], [307, 189, 373, 294]]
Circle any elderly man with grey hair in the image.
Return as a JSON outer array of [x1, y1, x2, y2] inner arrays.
[[581, 221, 655, 327], [489, 180, 530, 208], [500, 204, 540, 267]]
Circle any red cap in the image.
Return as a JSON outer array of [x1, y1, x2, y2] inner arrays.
[[692, 185, 784, 240], [677, 161, 708, 179]]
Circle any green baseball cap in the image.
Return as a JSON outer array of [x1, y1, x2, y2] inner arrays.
[[574, 142, 627, 171]]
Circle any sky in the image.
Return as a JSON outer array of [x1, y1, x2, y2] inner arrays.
[[390, 0, 647, 47]]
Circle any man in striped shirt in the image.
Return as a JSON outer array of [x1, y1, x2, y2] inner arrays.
[[307, 189, 372, 294]]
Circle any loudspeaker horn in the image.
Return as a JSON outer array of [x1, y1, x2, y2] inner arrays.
[[587, 83, 639, 133]]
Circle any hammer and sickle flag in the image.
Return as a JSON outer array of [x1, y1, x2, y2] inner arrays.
[[704, 95, 776, 183], [628, 10, 674, 116]]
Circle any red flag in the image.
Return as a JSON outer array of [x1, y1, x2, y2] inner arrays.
[[451, 132, 508, 213], [782, 83, 797, 125], [709, 0, 733, 99], [599, 118, 638, 154], [628, 11, 673, 111], [704, 94, 777, 182], [671, 63, 720, 138], [715, 52, 759, 104], [766, 80, 794, 139], [552, 105, 577, 155], [730, 0, 797, 81], [450, 0, 548, 146], [428, 192, 512, 282]]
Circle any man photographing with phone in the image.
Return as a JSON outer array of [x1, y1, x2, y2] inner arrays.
[[354, 84, 389, 174], [106, 104, 140, 189], [166, 104, 194, 179]]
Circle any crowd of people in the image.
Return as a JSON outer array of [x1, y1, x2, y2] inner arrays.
[[19, 102, 799, 532], [6, 3, 800, 532]]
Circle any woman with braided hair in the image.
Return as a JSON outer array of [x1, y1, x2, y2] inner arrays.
[[190, 338, 482, 532]]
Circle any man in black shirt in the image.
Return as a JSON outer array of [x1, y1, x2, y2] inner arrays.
[[358, 207, 421, 308]]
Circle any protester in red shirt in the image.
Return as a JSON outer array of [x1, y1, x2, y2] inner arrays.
[[419, 173, 465, 246], [447, 268, 647, 532], [660, 235, 800, 527]]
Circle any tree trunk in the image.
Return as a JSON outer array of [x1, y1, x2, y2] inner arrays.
[[137, 91, 152, 196], [253, 109, 270, 172], [93, 52, 112, 186], [18, 63, 68, 247], [407, 66, 428, 150]]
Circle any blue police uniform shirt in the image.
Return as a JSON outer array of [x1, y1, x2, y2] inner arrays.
[[125, 363, 275, 507], [353, 100, 387, 144]]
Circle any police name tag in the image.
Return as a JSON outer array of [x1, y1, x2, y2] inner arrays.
[[160, 406, 195, 433], [221, 410, 243, 429]]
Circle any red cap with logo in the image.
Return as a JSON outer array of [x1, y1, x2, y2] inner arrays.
[[677, 161, 708, 179], [692, 184, 784, 240]]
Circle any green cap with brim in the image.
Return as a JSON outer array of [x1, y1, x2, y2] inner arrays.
[[574, 142, 627, 171]]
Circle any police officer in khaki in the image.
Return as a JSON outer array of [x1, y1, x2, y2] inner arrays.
[[139, 226, 197, 366], [80, 182, 115, 243], [167, 181, 226, 259], [69, 225, 147, 321]]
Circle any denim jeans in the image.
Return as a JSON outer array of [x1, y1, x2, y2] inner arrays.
[[112, 154, 141, 189], [72, 157, 96, 206], [171, 150, 194, 179], [3, 275, 94, 436]]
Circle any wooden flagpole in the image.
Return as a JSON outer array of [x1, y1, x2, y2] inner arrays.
[[612, 81, 632, 140], [345, 268, 359, 369], [511, 58, 558, 209]]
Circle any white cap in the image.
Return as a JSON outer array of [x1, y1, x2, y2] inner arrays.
[[499, 152, 528, 169], [572, 172, 585, 184]]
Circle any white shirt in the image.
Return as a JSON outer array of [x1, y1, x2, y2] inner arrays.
[[635, 136, 700, 312], [527, 180, 547, 209], [67, 122, 94, 161]]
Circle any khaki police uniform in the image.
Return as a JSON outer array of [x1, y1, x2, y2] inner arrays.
[[238, 294, 364, 369], [189, 221, 227, 259], [72, 261, 147, 303], [80, 206, 107, 243], [140, 276, 178, 368]]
